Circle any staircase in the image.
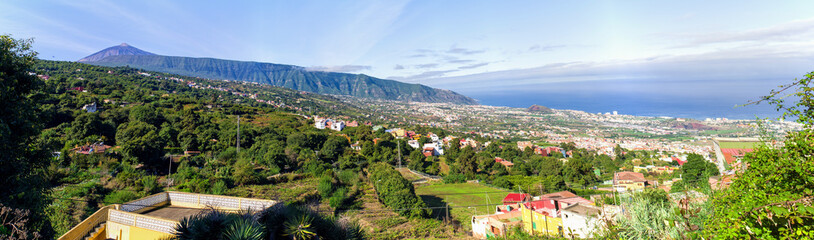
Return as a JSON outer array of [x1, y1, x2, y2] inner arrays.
[[82, 223, 106, 240]]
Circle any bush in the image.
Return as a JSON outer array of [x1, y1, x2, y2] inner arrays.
[[210, 180, 228, 195], [141, 175, 160, 194], [328, 187, 349, 208], [318, 174, 335, 199], [443, 174, 466, 184], [492, 177, 513, 189], [104, 190, 142, 204], [368, 163, 429, 218]]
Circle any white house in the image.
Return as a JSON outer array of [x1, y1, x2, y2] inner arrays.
[[428, 133, 439, 142], [408, 140, 420, 149], [82, 102, 97, 113], [561, 203, 621, 239], [331, 121, 345, 131], [424, 142, 444, 155], [314, 118, 328, 129]]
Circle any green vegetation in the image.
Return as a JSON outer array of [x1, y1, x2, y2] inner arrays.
[[368, 163, 429, 218], [716, 141, 760, 149], [415, 183, 510, 229], [703, 72, 814, 238], [88, 54, 478, 104], [168, 204, 363, 240]]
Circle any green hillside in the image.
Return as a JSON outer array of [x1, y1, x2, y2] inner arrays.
[[87, 55, 478, 104]]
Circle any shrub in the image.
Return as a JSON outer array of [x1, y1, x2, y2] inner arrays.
[[443, 174, 466, 184], [104, 190, 142, 204]]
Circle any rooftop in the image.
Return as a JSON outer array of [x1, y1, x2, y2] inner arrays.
[[562, 203, 600, 216]]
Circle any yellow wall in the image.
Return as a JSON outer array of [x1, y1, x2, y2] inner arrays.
[[106, 222, 173, 240], [520, 204, 562, 237], [618, 182, 645, 191]]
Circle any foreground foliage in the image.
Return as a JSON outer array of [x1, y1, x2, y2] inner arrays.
[[704, 72, 814, 238]]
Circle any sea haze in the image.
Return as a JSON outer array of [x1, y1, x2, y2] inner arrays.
[[464, 78, 790, 120]]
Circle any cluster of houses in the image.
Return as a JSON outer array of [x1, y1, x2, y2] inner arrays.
[[517, 141, 571, 158], [314, 117, 349, 131], [472, 191, 621, 239], [70, 141, 112, 155]]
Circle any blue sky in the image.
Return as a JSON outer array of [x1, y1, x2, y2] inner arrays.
[[3, 0, 814, 96]]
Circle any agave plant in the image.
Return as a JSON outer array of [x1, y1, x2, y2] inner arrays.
[[283, 215, 317, 240], [174, 208, 266, 240], [223, 217, 265, 240]]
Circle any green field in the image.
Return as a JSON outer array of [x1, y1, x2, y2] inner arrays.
[[414, 183, 513, 229], [718, 141, 761, 149]]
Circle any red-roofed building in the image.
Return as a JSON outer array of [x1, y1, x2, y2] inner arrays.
[[537, 191, 594, 209], [495, 157, 514, 169], [503, 193, 531, 205], [536, 146, 562, 157], [422, 147, 434, 157], [672, 157, 687, 166]]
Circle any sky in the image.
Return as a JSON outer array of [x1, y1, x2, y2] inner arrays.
[[3, 0, 814, 99]]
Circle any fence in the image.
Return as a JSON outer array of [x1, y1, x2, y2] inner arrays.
[[167, 191, 278, 211], [108, 209, 177, 234]]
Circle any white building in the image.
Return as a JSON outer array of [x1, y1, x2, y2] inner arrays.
[[428, 133, 439, 142], [561, 203, 603, 239], [330, 121, 345, 131], [425, 142, 444, 155], [408, 140, 420, 149], [82, 102, 97, 113], [314, 118, 328, 129]]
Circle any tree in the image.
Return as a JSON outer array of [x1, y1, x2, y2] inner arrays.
[[680, 153, 717, 189], [68, 112, 104, 141], [563, 157, 598, 187], [0, 35, 49, 236], [128, 104, 163, 126], [116, 120, 166, 166], [705, 72, 814, 238], [319, 136, 348, 163], [408, 150, 425, 171]]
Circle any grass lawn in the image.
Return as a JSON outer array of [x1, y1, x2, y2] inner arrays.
[[718, 141, 761, 149], [415, 183, 513, 229]]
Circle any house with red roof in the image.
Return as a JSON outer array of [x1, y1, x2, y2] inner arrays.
[[502, 193, 531, 205], [494, 157, 515, 169], [613, 171, 647, 192]]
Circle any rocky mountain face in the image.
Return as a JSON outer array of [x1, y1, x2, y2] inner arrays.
[[78, 44, 477, 104]]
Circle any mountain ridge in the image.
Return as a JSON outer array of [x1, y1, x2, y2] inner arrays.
[[78, 43, 156, 62], [79, 44, 477, 104]]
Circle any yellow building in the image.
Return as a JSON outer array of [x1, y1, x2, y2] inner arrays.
[[58, 191, 277, 240], [520, 201, 563, 237], [613, 171, 647, 192]]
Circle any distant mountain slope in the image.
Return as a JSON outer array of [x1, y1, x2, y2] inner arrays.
[[80, 45, 477, 104], [78, 43, 155, 62]]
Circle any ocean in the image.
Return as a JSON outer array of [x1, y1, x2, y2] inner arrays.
[[462, 79, 791, 120]]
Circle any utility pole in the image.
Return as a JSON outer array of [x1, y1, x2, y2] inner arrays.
[[612, 171, 617, 206], [445, 203, 450, 224], [397, 140, 402, 168], [236, 115, 240, 154], [167, 156, 173, 188]]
